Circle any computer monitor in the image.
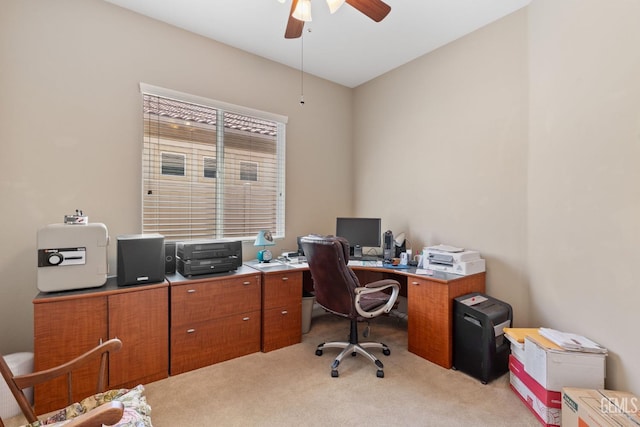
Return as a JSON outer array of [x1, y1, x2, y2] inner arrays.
[[335, 217, 382, 258]]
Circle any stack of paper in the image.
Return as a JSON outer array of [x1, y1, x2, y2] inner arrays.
[[539, 328, 608, 354]]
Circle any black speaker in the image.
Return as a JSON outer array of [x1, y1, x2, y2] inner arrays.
[[383, 230, 394, 261], [164, 242, 176, 274], [117, 234, 165, 286]]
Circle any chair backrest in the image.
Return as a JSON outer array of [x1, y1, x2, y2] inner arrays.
[[0, 339, 122, 426], [301, 235, 361, 318]]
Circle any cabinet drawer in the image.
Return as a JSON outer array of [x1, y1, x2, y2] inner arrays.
[[171, 276, 261, 326], [262, 304, 302, 352], [170, 311, 261, 375], [262, 271, 302, 310]]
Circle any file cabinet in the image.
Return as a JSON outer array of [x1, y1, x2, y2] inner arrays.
[[168, 266, 262, 375], [261, 270, 303, 352]]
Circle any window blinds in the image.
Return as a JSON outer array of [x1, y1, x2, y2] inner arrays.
[[142, 89, 285, 242]]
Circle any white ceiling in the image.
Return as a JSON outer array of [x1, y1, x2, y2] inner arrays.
[[103, 0, 531, 88]]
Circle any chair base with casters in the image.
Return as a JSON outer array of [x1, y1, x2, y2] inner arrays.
[[316, 317, 391, 378]]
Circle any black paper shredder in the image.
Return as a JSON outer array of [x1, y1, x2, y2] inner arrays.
[[453, 292, 513, 384]]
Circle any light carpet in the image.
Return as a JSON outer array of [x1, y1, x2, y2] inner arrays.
[[144, 314, 539, 426]]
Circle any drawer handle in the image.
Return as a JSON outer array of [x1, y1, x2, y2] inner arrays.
[[242, 317, 250, 321], [187, 329, 195, 333], [281, 277, 288, 281], [281, 310, 288, 315], [187, 289, 196, 293], [411, 281, 420, 286], [243, 281, 251, 285]]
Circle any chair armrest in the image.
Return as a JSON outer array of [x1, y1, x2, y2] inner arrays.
[[354, 280, 400, 318], [362, 279, 400, 289], [65, 401, 125, 427]]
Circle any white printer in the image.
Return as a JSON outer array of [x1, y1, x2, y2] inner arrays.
[[37, 223, 109, 292], [423, 244, 485, 275]]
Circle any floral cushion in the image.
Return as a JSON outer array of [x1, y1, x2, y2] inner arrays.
[[23, 385, 152, 427]]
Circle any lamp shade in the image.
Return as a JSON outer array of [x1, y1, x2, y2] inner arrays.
[[254, 230, 275, 247]]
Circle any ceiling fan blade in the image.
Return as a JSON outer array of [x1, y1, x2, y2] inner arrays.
[[345, 0, 391, 22], [285, 0, 304, 39]]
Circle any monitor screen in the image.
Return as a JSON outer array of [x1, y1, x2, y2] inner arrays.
[[335, 217, 382, 250]]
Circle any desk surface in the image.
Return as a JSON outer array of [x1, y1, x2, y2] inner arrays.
[[245, 258, 469, 283]]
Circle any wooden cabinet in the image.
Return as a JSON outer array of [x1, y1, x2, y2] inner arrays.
[[407, 272, 485, 368], [169, 267, 262, 375], [107, 288, 169, 387], [261, 270, 302, 352], [33, 281, 169, 414]]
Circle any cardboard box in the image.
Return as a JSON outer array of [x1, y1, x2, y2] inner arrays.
[[562, 387, 640, 427], [425, 258, 485, 275], [524, 336, 605, 392], [509, 355, 562, 426]]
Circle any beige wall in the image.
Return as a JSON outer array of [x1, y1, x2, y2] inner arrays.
[[354, 1, 639, 393], [0, 0, 352, 354], [526, 0, 640, 393], [2, 0, 639, 395], [353, 4, 530, 333]]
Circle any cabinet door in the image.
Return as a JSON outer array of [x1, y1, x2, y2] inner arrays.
[[262, 271, 302, 352], [33, 297, 108, 414], [407, 278, 451, 368], [108, 287, 169, 388]]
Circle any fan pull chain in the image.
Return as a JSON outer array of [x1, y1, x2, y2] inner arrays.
[[300, 33, 305, 106]]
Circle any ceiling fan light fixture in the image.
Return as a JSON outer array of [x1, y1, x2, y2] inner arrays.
[[292, 0, 312, 22], [326, 0, 345, 14]]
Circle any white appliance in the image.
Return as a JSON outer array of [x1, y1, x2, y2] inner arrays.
[[37, 223, 109, 292]]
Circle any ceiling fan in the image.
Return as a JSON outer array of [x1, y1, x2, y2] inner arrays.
[[283, 0, 391, 39]]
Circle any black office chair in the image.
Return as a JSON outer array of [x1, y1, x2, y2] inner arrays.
[[301, 235, 400, 378]]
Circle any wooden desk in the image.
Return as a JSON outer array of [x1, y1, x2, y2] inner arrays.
[[247, 260, 485, 369]]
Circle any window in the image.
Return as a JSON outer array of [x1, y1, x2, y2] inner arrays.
[[141, 83, 287, 242], [161, 152, 186, 176], [203, 157, 217, 179], [240, 161, 258, 182]]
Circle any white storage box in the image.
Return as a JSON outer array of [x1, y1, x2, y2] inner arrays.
[[506, 334, 525, 364], [524, 336, 605, 392], [0, 352, 34, 419], [510, 355, 562, 427]]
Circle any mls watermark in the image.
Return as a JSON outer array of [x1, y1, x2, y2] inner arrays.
[[600, 397, 639, 414]]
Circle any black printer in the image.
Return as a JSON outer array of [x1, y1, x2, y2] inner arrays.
[[176, 239, 242, 276], [453, 292, 513, 384]]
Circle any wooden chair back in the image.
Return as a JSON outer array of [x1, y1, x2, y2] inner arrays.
[[0, 339, 123, 427]]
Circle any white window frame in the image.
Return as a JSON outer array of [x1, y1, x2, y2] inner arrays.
[[140, 83, 287, 241]]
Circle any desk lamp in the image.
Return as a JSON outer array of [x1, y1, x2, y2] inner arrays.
[[254, 230, 275, 262]]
